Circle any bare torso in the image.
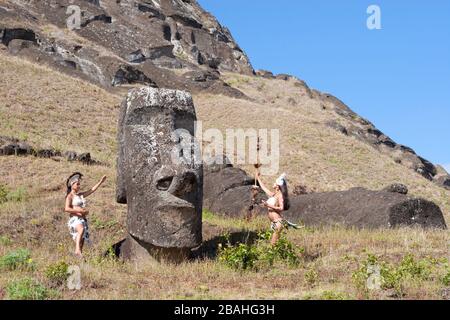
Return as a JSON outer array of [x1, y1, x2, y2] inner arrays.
[[267, 193, 283, 222]]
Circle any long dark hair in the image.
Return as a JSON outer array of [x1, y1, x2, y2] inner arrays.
[[65, 172, 83, 197], [280, 182, 290, 211]]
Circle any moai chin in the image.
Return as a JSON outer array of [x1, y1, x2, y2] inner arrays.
[[116, 87, 202, 262]]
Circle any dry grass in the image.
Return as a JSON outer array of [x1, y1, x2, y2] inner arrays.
[[196, 73, 450, 221], [0, 52, 121, 164], [0, 156, 447, 300], [0, 52, 448, 300]]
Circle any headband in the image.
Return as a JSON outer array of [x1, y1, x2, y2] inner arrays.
[[68, 173, 82, 188], [276, 173, 287, 186]]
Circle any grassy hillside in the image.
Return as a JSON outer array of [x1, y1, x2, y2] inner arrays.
[[0, 51, 448, 300]]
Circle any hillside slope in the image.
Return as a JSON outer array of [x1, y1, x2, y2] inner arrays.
[[1, 45, 449, 300]]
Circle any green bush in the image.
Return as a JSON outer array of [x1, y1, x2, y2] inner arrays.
[[219, 243, 259, 271], [0, 236, 12, 246], [7, 187, 28, 203], [6, 278, 49, 300], [45, 261, 69, 287], [319, 291, 349, 300], [0, 184, 8, 204], [304, 268, 319, 287], [0, 248, 35, 271], [218, 231, 301, 271], [0, 185, 28, 204], [397, 253, 434, 281], [352, 253, 440, 296], [442, 268, 450, 286]]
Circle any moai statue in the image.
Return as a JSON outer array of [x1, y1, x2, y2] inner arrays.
[[116, 87, 202, 262]]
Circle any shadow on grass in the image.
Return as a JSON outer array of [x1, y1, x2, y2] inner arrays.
[[107, 230, 259, 261], [190, 230, 259, 260]]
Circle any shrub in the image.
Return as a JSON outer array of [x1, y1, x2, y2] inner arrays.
[[202, 209, 216, 221], [7, 187, 28, 202], [45, 261, 69, 287], [442, 268, 450, 286], [397, 253, 434, 281], [0, 184, 8, 204], [0, 185, 28, 204], [352, 253, 440, 297], [0, 236, 12, 246], [319, 291, 349, 300], [0, 248, 35, 271], [218, 231, 301, 271], [6, 278, 49, 300], [219, 243, 259, 271], [304, 268, 319, 287]]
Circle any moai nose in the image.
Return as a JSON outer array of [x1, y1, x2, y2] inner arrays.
[[173, 171, 196, 195], [155, 170, 198, 204]]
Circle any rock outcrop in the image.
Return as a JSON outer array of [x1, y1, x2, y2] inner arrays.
[[116, 86, 203, 262], [0, 136, 100, 164], [433, 165, 450, 190], [203, 162, 447, 230], [317, 91, 445, 188], [203, 158, 265, 218], [284, 188, 447, 229], [0, 0, 252, 97]]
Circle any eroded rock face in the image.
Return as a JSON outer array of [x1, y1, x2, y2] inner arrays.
[[116, 87, 203, 261], [317, 91, 445, 187], [0, 0, 252, 96]]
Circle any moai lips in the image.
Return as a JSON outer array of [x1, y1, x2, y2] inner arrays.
[[117, 87, 202, 261]]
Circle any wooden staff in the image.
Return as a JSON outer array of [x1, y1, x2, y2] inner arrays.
[[246, 137, 261, 221]]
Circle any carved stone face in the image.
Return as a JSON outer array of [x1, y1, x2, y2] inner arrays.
[[117, 87, 202, 249]]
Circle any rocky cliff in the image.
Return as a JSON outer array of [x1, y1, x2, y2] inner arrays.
[[1, 0, 449, 189], [0, 0, 252, 96]]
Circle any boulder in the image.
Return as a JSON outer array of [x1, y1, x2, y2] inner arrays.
[[111, 65, 157, 87], [1, 28, 36, 46], [116, 87, 203, 262], [202, 156, 265, 218], [183, 70, 219, 82], [7, 39, 36, 54], [283, 188, 447, 229], [383, 183, 408, 195], [434, 175, 450, 190], [63, 151, 78, 161], [275, 74, 293, 81], [0, 136, 33, 156], [203, 163, 447, 230], [35, 149, 61, 158], [255, 69, 274, 79]]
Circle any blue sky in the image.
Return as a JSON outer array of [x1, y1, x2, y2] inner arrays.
[[198, 0, 450, 171]]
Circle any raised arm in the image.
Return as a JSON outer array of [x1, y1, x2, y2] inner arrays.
[[256, 171, 274, 197], [80, 175, 107, 198], [64, 195, 87, 217]]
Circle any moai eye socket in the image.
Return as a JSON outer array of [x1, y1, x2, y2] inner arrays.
[[157, 176, 173, 191]]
